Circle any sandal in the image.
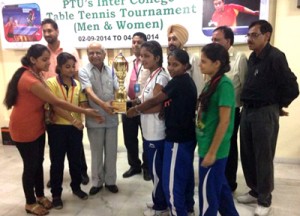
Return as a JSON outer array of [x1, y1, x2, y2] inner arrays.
[[37, 197, 52, 209], [25, 203, 49, 216]]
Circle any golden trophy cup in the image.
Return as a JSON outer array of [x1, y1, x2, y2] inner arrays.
[[112, 52, 128, 113]]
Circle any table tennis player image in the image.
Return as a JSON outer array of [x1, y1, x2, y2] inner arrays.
[[202, 0, 261, 36], [2, 3, 42, 42], [4, 16, 17, 42], [27, 10, 35, 26]]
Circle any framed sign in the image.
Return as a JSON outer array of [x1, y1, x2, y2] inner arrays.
[[0, 0, 269, 49], [2, 3, 42, 43]]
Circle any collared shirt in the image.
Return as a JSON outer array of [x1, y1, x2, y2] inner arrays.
[[141, 68, 170, 141], [241, 43, 296, 107], [79, 63, 119, 128], [46, 76, 87, 125], [226, 46, 248, 107], [125, 55, 150, 99], [187, 54, 205, 96]]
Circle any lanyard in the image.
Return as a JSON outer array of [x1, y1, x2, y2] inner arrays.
[[142, 67, 162, 102], [133, 58, 142, 80], [57, 76, 75, 103]]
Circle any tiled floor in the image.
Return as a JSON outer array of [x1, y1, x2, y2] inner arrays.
[[0, 128, 300, 216]]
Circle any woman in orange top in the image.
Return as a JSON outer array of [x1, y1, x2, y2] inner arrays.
[[3, 44, 100, 216]]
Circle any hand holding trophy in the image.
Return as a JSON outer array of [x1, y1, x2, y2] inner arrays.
[[112, 51, 128, 113]]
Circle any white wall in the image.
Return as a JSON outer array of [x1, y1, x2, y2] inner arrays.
[[272, 0, 300, 162]]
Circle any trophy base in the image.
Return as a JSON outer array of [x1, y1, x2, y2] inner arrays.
[[112, 101, 127, 114]]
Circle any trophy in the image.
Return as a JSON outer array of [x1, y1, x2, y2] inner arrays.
[[112, 52, 128, 113]]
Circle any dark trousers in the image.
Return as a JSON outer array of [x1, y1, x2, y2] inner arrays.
[[240, 104, 279, 207], [144, 139, 168, 211], [199, 158, 239, 216], [81, 146, 88, 176], [225, 107, 240, 191], [163, 141, 196, 215], [47, 124, 83, 197], [122, 114, 148, 170], [48, 139, 88, 177], [15, 134, 46, 204]]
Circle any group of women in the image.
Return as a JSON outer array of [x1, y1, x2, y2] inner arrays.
[[4, 39, 239, 216], [126, 41, 239, 216], [3, 44, 100, 215]]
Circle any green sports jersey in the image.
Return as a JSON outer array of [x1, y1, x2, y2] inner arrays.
[[196, 75, 235, 159]]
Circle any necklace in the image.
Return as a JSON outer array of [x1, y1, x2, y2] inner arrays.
[[28, 69, 47, 87]]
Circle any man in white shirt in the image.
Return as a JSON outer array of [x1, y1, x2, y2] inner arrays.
[[122, 32, 151, 181]]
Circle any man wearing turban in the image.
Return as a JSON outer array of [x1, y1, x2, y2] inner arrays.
[[166, 24, 205, 96]]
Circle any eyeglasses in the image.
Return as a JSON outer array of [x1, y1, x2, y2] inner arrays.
[[245, 33, 263, 39], [88, 51, 103, 56]]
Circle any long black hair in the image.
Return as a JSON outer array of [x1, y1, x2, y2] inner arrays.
[[167, 48, 191, 71], [3, 44, 49, 109], [55, 52, 77, 75], [198, 43, 230, 111], [141, 40, 163, 67]]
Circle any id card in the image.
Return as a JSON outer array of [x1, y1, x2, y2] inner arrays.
[[134, 83, 140, 93]]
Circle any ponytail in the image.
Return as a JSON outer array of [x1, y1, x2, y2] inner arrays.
[[4, 56, 31, 109], [3, 44, 49, 109], [198, 71, 222, 112], [198, 43, 230, 112], [3, 66, 27, 109]]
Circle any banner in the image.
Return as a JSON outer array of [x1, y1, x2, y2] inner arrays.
[[0, 0, 269, 49]]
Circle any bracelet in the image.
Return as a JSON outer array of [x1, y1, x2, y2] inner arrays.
[[134, 105, 141, 115]]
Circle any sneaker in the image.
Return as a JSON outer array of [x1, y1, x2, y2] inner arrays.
[[146, 201, 154, 209], [73, 189, 88, 200], [143, 208, 169, 216], [52, 197, 63, 210], [254, 205, 271, 216], [236, 193, 257, 204]]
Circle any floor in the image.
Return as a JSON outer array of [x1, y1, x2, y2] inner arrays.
[[0, 127, 300, 216]]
